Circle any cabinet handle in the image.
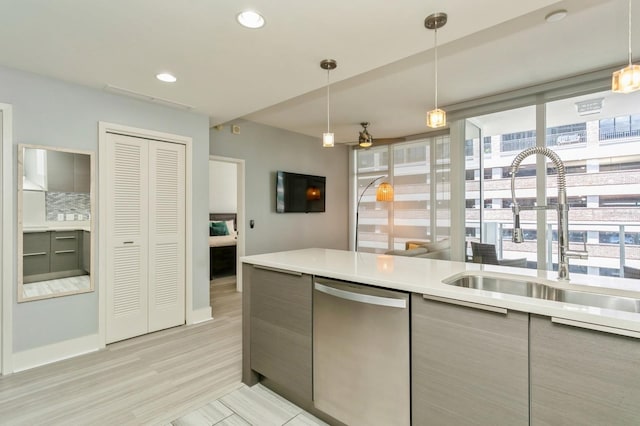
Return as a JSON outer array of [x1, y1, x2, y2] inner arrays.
[[123, 241, 134, 244], [315, 282, 407, 308], [551, 317, 640, 339], [423, 294, 508, 315], [252, 264, 303, 277], [54, 250, 76, 254], [55, 236, 76, 240], [24, 252, 47, 257]]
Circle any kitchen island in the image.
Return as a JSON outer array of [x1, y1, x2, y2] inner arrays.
[[241, 248, 640, 425]]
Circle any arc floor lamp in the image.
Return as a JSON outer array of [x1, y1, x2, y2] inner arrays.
[[355, 176, 394, 251]]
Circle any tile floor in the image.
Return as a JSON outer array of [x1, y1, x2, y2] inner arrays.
[[22, 273, 90, 298], [170, 384, 328, 426]]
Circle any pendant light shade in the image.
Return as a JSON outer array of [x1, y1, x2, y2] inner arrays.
[[425, 13, 447, 128], [612, 0, 640, 93], [376, 182, 394, 202], [321, 59, 337, 147], [358, 122, 373, 148]]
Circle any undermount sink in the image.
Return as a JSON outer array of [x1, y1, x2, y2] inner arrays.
[[443, 274, 640, 314]]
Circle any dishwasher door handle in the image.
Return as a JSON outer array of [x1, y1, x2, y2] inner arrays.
[[314, 282, 407, 308]]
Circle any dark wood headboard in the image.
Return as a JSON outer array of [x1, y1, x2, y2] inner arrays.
[[209, 213, 237, 230]]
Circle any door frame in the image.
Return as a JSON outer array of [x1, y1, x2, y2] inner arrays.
[[98, 122, 193, 348], [209, 155, 245, 292], [1, 103, 13, 374]]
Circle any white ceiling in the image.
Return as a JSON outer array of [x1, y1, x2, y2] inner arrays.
[[0, 0, 633, 143]]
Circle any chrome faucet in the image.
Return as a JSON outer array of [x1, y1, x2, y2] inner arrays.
[[510, 146, 588, 281]]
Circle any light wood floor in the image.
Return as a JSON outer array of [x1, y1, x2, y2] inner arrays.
[[0, 277, 243, 425]]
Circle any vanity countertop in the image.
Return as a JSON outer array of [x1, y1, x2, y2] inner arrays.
[[23, 223, 91, 233], [241, 248, 640, 333]]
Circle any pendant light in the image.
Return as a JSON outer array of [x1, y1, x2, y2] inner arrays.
[[358, 122, 373, 148], [320, 59, 337, 147], [612, 0, 640, 93], [425, 13, 448, 128]]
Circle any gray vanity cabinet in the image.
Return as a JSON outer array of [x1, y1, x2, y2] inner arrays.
[[530, 315, 640, 425], [243, 264, 312, 404], [50, 230, 79, 272], [23, 231, 51, 277], [411, 294, 529, 425]]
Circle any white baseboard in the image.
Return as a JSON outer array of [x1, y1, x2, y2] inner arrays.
[[190, 306, 213, 325], [12, 333, 100, 373]]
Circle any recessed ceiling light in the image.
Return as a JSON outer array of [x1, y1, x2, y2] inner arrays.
[[545, 9, 568, 23], [237, 10, 265, 29], [156, 73, 177, 83]]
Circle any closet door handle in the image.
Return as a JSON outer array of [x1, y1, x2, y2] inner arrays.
[[123, 241, 134, 245]]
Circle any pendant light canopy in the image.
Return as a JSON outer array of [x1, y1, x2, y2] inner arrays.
[[425, 12, 447, 128], [358, 122, 373, 148], [612, 0, 640, 93], [321, 59, 337, 147]]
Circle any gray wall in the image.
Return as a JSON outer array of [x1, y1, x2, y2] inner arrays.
[[0, 65, 210, 352], [210, 119, 349, 255]]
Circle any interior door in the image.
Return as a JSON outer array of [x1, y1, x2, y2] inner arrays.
[[105, 133, 149, 343], [148, 140, 185, 332]]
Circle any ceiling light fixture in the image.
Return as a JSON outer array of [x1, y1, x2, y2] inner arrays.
[[237, 10, 265, 29], [358, 122, 373, 148], [320, 59, 337, 147], [612, 0, 640, 93], [156, 73, 177, 83], [425, 12, 448, 129], [545, 9, 568, 23]]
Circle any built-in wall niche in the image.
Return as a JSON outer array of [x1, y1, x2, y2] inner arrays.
[[18, 144, 95, 302]]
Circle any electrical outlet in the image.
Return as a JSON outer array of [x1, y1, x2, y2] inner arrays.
[[232, 124, 240, 134], [66, 214, 75, 221], [57, 213, 64, 221]]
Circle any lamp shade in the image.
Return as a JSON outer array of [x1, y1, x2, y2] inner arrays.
[[323, 132, 334, 147], [612, 64, 640, 93], [427, 108, 447, 128], [376, 182, 394, 202]]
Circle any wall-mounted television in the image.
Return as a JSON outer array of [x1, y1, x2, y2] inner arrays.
[[276, 171, 326, 213]]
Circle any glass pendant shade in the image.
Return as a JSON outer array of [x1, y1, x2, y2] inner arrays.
[[427, 108, 447, 128], [359, 140, 372, 148], [376, 182, 394, 202], [323, 132, 334, 147], [612, 64, 640, 93]]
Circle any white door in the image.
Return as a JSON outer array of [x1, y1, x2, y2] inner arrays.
[[105, 133, 149, 343], [105, 133, 186, 343], [148, 140, 185, 332]]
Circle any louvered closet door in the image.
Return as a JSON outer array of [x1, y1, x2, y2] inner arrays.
[[148, 140, 185, 332], [105, 133, 149, 343]]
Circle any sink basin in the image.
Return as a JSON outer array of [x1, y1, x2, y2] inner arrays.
[[443, 275, 640, 314]]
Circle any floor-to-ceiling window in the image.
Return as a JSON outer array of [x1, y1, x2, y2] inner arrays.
[[355, 135, 451, 253], [464, 88, 640, 278]]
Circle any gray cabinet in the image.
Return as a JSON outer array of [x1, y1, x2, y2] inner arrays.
[[530, 315, 640, 425], [50, 230, 79, 272], [411, 294, 529, 425], [47, 151, 90, 193], [23, 232, 51, 277], [243, 263, 312, 404], [82, 230, 90, 273]]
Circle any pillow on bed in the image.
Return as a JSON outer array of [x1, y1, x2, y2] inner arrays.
[[225, 220, 237, 237], [210, 221, 229, 236]]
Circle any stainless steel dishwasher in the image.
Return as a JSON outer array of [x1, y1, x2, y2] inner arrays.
[[313, 277, 410, 426]]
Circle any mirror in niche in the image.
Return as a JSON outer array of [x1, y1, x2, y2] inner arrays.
[[17, 144, 95, 302]]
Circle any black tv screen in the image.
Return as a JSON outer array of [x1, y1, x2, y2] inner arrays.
[[276, 171, 326, 213]]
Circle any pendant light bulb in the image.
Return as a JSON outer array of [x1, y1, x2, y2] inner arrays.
[[613, 0, 640, 93], [320, 59, 337, 147], [425, 13, 448, 128]]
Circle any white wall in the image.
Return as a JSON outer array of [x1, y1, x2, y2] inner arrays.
[[209, 160, 237, 213], [210, 119, 349, 255], [0, 65, 210, 354]]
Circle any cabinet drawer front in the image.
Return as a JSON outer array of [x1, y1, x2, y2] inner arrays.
[[50, 251, 79, 272], [24, 252, 50, 276], [51, 231, 78, 250], [412, 294, 529, 425], [24, 232, 50, 254]]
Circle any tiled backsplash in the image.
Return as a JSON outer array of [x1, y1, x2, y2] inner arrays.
[[45, 192, 90, 221]]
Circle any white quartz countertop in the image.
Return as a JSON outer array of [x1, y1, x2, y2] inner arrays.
[[23, 223, 91, 233], [241, 248, 640, 333]]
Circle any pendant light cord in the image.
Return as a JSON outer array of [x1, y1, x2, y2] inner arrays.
[[434, 27, 439, 109], [629, 0, 633, 65], [326, 69, 331, 133]]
